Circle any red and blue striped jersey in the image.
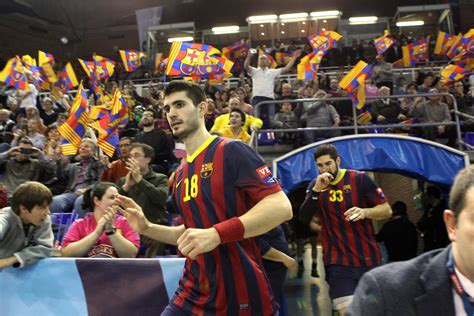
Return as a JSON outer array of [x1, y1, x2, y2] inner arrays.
[[305, 169, 387, 268], [171, 136, 282, 316]]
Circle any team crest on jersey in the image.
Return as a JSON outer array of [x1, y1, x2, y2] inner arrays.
[[200, 162, 214, 178], [343, 185, 352, 194]]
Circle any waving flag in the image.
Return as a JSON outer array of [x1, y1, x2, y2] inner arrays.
[[374, 30, 395, 56], [434, 31, 456, 55], [21, 55, 37, 69], [308, 31, 342, 52], [402, 44, 416, 67], [165, 42, 233, 78], [413, 37, 430, 62], [339, 61, 372, 109], [275, 52, 293, 66], [54, 63, 79, 92], [89, 89, 129, 157], [38, 51, 55, 66], [223, 39, 247, 59], [297, 51, 324, 80], [119, 50, 146, 72], [447, 30, 474, 62], [440, 65, 471, 84], [58, 83, 89, 155], [0, 56, 30, 92], [93, 54, 115, 81]]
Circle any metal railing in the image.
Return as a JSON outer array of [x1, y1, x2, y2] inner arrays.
[[251, 93, 463, 152]]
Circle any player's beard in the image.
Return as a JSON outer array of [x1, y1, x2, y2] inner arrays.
[[329, 165, 339, 180], [172, 117, 200, 140]]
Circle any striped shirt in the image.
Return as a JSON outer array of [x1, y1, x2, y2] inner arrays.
[[170, 136, 281, 316], [303, 169, 387, 267]]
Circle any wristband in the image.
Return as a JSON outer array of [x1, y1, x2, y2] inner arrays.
[[105, 228, 117, 236], [311, 190, 320, 200], [213, 217, 245, 244]]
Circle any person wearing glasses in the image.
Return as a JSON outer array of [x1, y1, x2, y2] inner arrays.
[[118, 143, 168, 257]]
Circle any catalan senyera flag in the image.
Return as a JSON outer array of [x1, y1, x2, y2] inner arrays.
[[38, 51, 55, 66], [357, 111, 373, 125], [440, 65, 471, 83], [119, 50, 146, 72], [339, 61, 372, 110], [297, 51, 324, 80], [0, 56, 30, 92], [165, 42, 233, 78], [374, 30, 395, 56], [275, 52, 293, 66], [308, 31, 342, 52], [434, 31, 456, 55], [58, 82, 89, 155]]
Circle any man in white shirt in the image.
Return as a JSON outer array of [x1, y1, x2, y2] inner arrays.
[[347, 165, 474, 316], [244, 49, 300, 126], [17, 76, 38, 110]]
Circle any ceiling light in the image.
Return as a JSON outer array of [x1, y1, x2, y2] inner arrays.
[[279, 12, 308, 22], [281, 23, 285, 26], [349, 16, 378, 24], [212, 25, 240, 34], [322, 28, 326, 31], [261, 32, 265, 36], [247, 15, 278, 23], [301, 29, 305, 33], [301, 21, 306, 25], [323, 20, 327, 23], [396, 20, 425, 27], [167, 37, 193, 43], [310, 10, 341, 19], [281, 31, 285, 34]]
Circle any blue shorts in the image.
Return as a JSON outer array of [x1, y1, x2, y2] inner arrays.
[[325, 264, 378, 300]]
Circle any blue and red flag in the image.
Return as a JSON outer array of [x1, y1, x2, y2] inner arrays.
[[165, 42, 233, 78], [374, 30, 395, 56], [58, 82, 90, 155], [38, 50, 55, 66], [297, 51, 324, 80], [440, 64, 471, 83], [119, 50, 146, 72], [275, 51, 293, 66], [434, 31, 456, 55], [0, 56, 30, 91], [339, 61, 372, 109], [308, 31, 342, 52]]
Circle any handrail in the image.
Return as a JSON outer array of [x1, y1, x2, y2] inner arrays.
[[252, 93, 463, 151]]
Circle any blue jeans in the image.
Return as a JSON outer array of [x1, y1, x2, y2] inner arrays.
[[49, 193, 83, 214]]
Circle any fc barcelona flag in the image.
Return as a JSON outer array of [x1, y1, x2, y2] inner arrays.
[[339, 61, 372, 110], [222, 39, 247, 59], [297, 51, 323, 80], [54, 63, 79, 92], [374, 30, 395, 56], [165, 42, 233, 78], [275, 52, 293, 66], [308, 31, 342, 52], [38, 50, 55, 66], [119, 50, 146, 72], [0, 56, 30, 92], [58, 82, 89, 155], [434, 31, 456, 55], [402, 44, 416, 67], [93, 54, 115, 81], [440, 65, 471, 83]]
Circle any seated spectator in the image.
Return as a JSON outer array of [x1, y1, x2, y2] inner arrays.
[[205, 97, 220, 131], [276, 82, 297, 100], [216, 108, 251, 144], [118, 143, 168, 257], [301, 89, 341, 143], [0, 137, 55, 198], [38, 97, 60, 126], [49, 138, 106, 215], [409, 88, 455, 146], [372, 86, 406, 124], [272, 99, 299, 142], [400, 82, 424, 116], [61, 182, 140, 258], [101, 136, 132, 184], [376, 201, 418, 262], [0, 181, 53, 269]]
